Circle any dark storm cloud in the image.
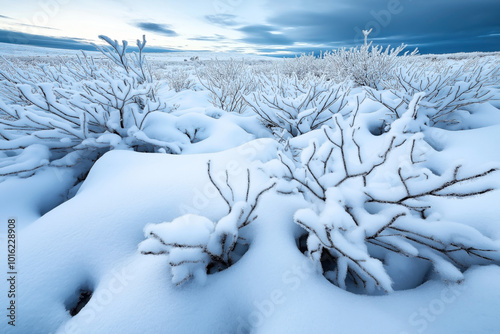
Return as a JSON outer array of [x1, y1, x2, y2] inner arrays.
[[0, 30, 96, 50], [134, 22, 178, 37], [265, 0, 500, 53], [0, 30, 178, 53], [238, 25, 294, 46], [205, 14, 238, 27]]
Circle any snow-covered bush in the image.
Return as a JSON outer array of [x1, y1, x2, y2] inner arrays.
[[369, 57, 500, 126], [279, 53, 321, 79], [271, 101, 499, 294], [244, 72, 349, 140], [139, 161, 276, 285], [164, 67, 196, 92], [0, 36, 175, 180], [196, 58, 256, 113], [323, 29, 417, 88], [93, 35, 153, 84]]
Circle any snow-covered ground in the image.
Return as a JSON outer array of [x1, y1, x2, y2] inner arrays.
[[1, 42, 500, 334]]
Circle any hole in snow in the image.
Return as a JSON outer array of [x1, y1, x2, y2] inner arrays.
[[207, 241, 250, 275], [320, 249, 338, 273], [297, 233, 308, 255], [368, 120, 389, 136], [65, 284, 93, 317]]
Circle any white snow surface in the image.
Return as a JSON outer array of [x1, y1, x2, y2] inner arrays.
[[1, 137, 500, 334]]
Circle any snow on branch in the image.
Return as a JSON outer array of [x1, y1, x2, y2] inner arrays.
[[196, 58, 256, 113], [271, 103, 500, 294], [164, 67, 196, 92], [139, 161, 276, 285], [323, 29, 417, 89], [370, 57, 500, 127], [92, 35, 152, 83], [244, 72, 350, 140], [0, 35, 175, 182]]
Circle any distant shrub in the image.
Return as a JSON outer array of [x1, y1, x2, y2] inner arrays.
[[369, 57, 500, 126], [323, 29, 417, 88], [279, 53, 322, 79], [196, 58, 256, 113], [165, 67, 196, 92], [245, 71, 350, 139]]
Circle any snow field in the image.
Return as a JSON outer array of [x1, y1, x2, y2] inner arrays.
[[0, 40, 500, 333]]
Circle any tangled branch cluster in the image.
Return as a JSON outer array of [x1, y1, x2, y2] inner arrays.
[[196, 58, 256, 113], [323, 29, 417, 88], [273, 104, 499, 293], [245, 72, 350, 140], [0, 36, 175, 180], [369, 58, 500, 126]]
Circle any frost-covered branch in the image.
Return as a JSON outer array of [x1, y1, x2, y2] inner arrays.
[[139, 162, 276, 285], [92, 35, 153, 83], [323, 29, 417, 88], [164, 67, 196, 92], [0, 35, 175, 182], [372, 57, 500, 126], [245, 72, 349, 139], [271, 103, 500, 294], [196, 58, 256, 113]]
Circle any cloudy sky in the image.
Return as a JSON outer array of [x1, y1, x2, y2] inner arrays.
[[0, 0, 499, 55]]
